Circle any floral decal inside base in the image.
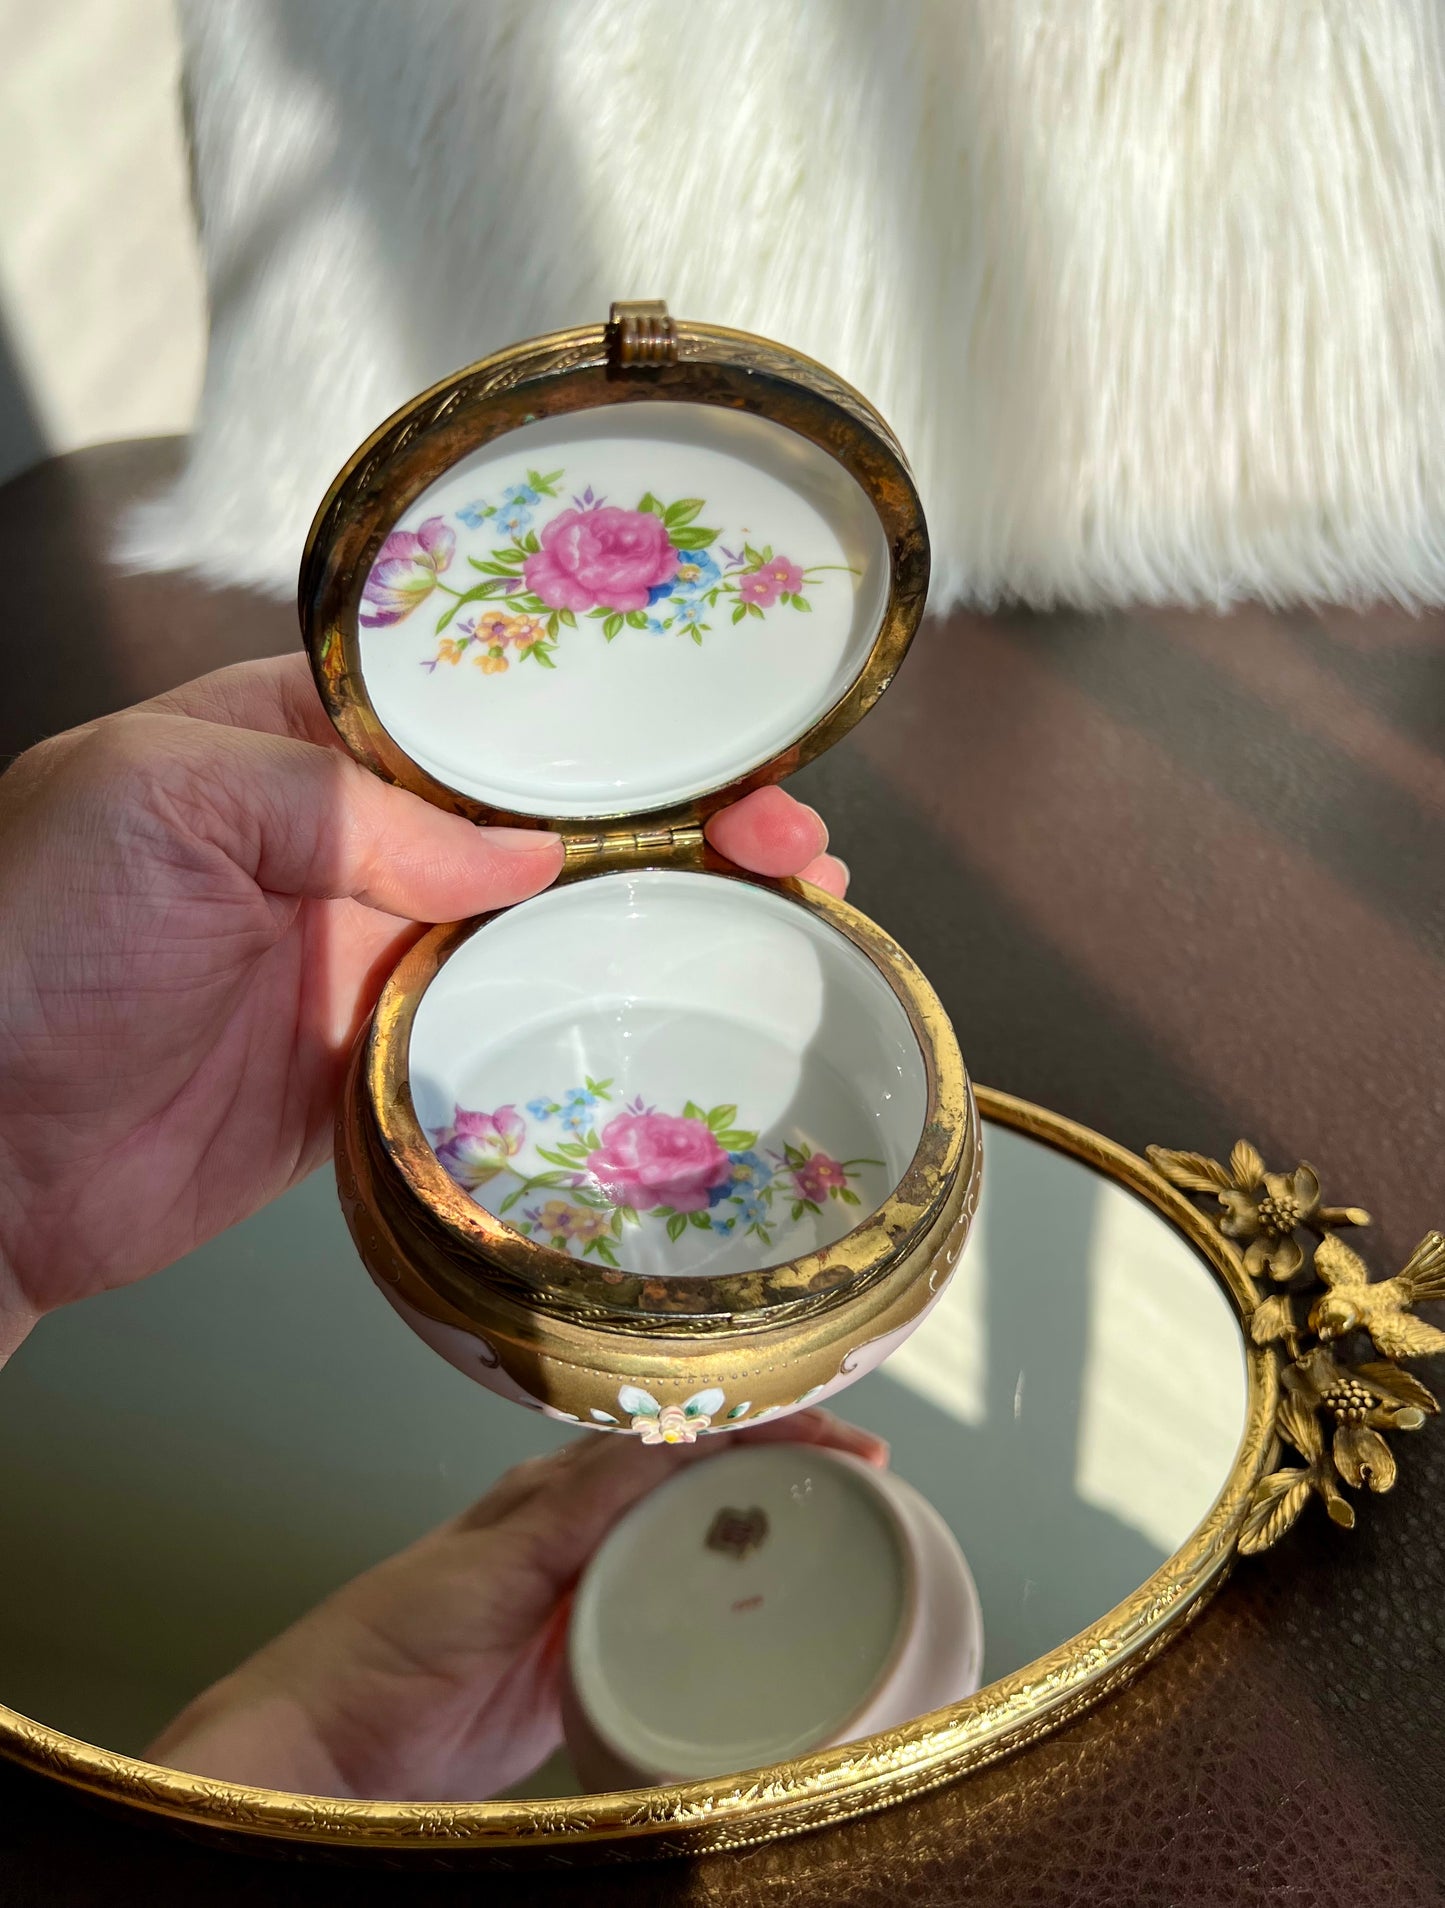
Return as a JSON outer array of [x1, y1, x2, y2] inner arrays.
[[430, 1079, 880, 1271], [360, 468, 855, 676]]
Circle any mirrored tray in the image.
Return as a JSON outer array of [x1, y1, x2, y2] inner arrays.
[[1, 1089, 1435, 1864]]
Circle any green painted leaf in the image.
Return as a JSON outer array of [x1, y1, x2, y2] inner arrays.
[[670, 525, 718, 550], [618, 1206, 639, 1226], [584, 1128, 601, 1152], [436, 601, 460, 632], [792, 595, 812, 612], [624, 610, 649, 629], [537, 1144, 585, 1168], [521, 531, 541, 553], [791, 1201, 806, 1222], [586, 1076, 613, 1094], [603, 613, 623, 641], [761, 544, 774, 563], [689, 1211, 712, 1230], [667, 1213, 688, 1243], [743, 543, 762, 566], [691, 628, 704, 645], [546, 613, 559, 637], [839, 1188, 861, 1206], [746, 601, 764, 619], [639, 491, 664, 516], [683, 1101, 705, 1122], [610, 1210, 623, 1237], [714, 1129, 756, 1151], [706, 1104, 738, 1132], [663, 497, 705, 529], [559, 608, 577, 628], [731, 604, 747, 625], [498, 1188, 525, 1214], [589, 607, 611, 620], [476, 560, 522, 577], [533, 645, 557, 668]]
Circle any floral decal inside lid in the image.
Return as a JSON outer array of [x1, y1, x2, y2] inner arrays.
[[353, 402, 890, 821]]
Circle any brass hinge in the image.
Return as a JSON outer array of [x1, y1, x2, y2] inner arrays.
[[564, 821, 705, 873], [607, 300, 677, 370]]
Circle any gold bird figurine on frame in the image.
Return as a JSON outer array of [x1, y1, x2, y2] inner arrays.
[[1309, 1231, 1445, 1358]]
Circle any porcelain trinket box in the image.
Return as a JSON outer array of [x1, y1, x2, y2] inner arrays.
[[305, 303, 981, 1437]]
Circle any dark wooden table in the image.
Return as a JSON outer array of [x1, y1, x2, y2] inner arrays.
[[3, 442, 1443, 1906]]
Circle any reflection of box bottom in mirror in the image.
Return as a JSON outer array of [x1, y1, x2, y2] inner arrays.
[[560, 1447, 983, 1790]]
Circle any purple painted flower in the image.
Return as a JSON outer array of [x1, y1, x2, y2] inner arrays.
[[793, 1151, 849, 1204], [360, 516, 456, 627], [432, 1103, 525, 1190]]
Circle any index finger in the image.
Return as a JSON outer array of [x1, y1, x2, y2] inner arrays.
[[132, 651, 342, 749]]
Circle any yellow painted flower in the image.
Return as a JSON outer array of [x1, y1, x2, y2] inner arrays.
[[435, 637, 467, 665], [476, 648, 509, 674], [567, 1206, 610, 1244], [507, 614, 548, 650]]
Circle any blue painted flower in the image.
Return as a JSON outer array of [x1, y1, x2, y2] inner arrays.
[[457, 500, 491, 529], [710, 1211, 737, 1236], [527, 1097, 557, 1121], [671, 549, 721, 595], [727, 1151, 773, 1193], [559, 1087, 599, 1135], [503, 482, 540, 507], [643, 614, 671, 635], [646, 580, 675, 605], [494, 501, 533, 540], [673, 598, 707, 629], [735, 1193, 769, 1228]]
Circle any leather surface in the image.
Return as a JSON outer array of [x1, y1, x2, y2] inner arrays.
[[1, 444, 1442, 1905]]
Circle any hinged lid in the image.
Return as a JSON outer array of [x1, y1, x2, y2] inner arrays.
[[301, 303, 929, 846]]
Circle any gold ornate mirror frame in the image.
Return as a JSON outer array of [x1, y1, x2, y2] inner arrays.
[[1, 1089, 1436, 1865]]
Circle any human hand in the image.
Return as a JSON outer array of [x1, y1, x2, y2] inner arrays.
[[0, 654, 847, 1357], [146, 1408, 886, 1800]]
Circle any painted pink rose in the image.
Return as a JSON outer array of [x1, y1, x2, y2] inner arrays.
[[361, 516, 455, 626], [586, 1112, 729, 1212], [794, 1152, 848, 1204], [523, 506, 679, 613], [433, 1104, 525, 1189]]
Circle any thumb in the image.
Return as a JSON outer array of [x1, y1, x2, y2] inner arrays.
[[125, 712, 565, 920]]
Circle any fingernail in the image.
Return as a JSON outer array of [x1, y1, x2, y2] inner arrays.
[[479, 826, 563, 852], [830, 857, 851, 887]]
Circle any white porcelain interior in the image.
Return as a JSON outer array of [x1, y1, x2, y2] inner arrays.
[[355, 402, 890, 817], [407, 871, 928, 1279], [566, 1446, 916, 1779]]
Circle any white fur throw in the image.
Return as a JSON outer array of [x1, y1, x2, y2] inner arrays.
[[121, 0, 1445, 613]]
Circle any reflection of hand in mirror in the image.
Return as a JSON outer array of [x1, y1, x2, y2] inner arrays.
[[0, 653, 848, 1361], [146, 1410, 886, 1800]]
